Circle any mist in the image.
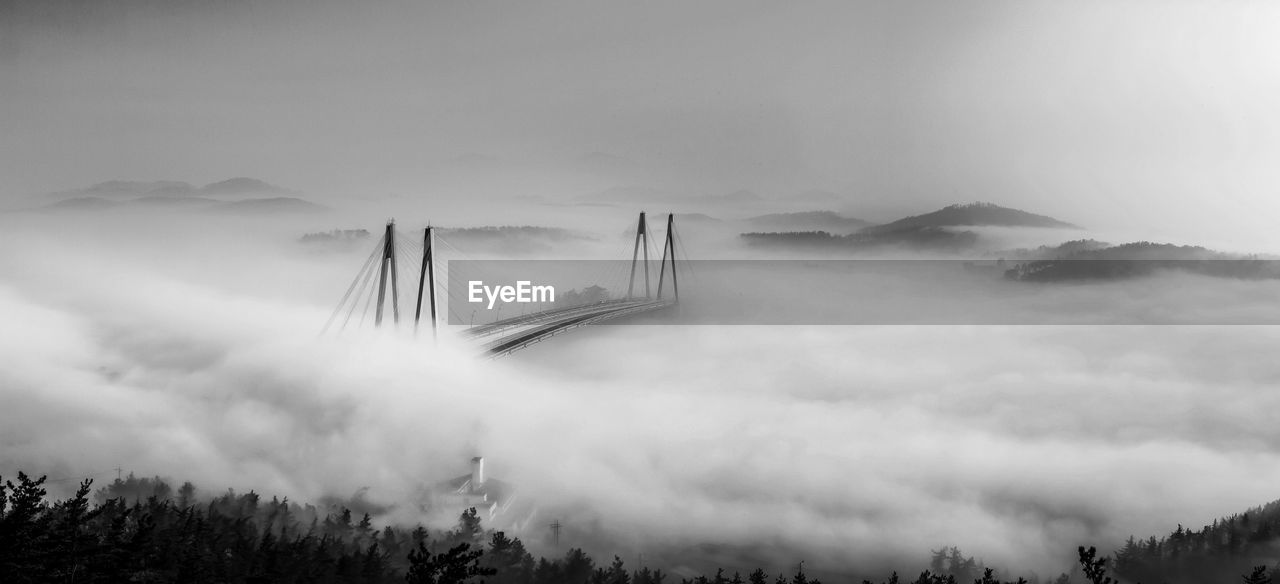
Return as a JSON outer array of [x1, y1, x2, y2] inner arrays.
[[4, 0, 1280, 581], [5, 1, 1280, 247], [2, 206, 1280, 580]]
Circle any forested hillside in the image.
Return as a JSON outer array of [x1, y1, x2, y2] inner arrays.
[[1112, 499, 1280, 584], [1003, 242, 1277, 281], [2, 472, 1276, 584], [859, 203, 1078, 234]]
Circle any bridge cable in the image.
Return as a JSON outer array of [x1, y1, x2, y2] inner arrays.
[[322, 234, 385, 335], [673, 227, 697, 283], [434, 233, 522, 325], [358, 266, 380, 327]]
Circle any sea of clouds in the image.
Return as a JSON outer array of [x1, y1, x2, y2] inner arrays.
[[3, 209, 1280, 579]]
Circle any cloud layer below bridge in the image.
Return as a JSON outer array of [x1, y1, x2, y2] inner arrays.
[[3, 210, 1280, 579]]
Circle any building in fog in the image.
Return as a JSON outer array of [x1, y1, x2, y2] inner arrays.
[[427, 456, 537, 533]]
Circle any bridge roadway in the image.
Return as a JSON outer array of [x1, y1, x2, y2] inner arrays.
[[462, 298, 675, 357]]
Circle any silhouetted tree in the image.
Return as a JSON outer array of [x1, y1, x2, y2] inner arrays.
[[562, 548, 595, 584], [406, 539, 495, 584], [1077, 547, 1115, 584], [1244, 566, 1272, 584]]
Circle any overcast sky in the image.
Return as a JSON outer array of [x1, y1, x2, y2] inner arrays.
[[7, 3, 1280, 576], [3, 0, 1280, 239]]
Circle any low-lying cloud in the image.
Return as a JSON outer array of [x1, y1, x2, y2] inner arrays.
[[3, 211, 1280, 580]]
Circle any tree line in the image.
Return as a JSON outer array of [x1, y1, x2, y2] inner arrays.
[[2, 472, 1275, 584], [1111, 498, 1280, 584]]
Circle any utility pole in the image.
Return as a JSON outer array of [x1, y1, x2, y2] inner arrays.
[[414, 226, 438, 340], [550, 520, 561, 548], [375, 220, 400, 327]]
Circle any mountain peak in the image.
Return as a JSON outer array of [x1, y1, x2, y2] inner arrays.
[[200, 177, 293, 195], [862, 202, 1080, 234]]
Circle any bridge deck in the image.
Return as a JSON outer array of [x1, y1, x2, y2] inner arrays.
[[472, 299, 674, 357], [464, 299, 647, 339]]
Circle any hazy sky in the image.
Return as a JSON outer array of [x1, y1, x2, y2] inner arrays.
[[4, 0, 1280, 235], [10, 3, 1280, 578]]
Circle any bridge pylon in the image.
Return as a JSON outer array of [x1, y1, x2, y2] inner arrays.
[[414, 226, 439, 339], [374, 220, 400, 327], [627, 212, 651, 299], [656, 213, 678, 302]]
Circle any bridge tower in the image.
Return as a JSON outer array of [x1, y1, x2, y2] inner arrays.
[[414, 226, 439, 339], [627, 211, 651, 299], [374, 220, 400, 327], [656, 213, 678, 302]]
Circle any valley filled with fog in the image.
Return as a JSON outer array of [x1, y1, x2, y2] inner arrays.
[[5, 192, 1280, 579], [6, 1, 1280, 581]]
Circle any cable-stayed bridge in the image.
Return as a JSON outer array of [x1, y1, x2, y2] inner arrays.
[[322, 212, 686, 357]]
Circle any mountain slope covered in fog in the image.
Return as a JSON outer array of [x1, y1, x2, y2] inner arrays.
[[8, 470, 1280, 584], [48, 177, 296, 200], [26, 177, 325, 215], [738, 203, 1082, 252], [1004, 242, 1279, 282], [740, 226, 980, 251], [746, 211, 872, 234], [1112, 497, 1280, 584], [861, 203, 1079, 234]]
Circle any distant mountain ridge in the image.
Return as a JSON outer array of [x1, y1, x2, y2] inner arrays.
[[1057, 241, 1232, 261], [746, 211, 872, 234], [436, 225, 595, 255], [49, 177, 295, 199], [861, 202, 1079, 234], [575, 186, 764, 206], [200, 177, 294, 196], [74, 180, 193, 197], [741, 226, 979, 251], [992, 239, 1113, 260], [38, 195, 327, 215], [1004, 241, 1277, 281], [207, 197, 325, 214], [738, 203, 1079, 252], [29, 177, 322, 215]]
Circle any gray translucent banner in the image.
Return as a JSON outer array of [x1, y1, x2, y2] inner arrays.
[[444, 259, 1280, 325]]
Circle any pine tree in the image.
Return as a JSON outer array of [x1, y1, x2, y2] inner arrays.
[[362, 542, 389, 582], [790, 565, 808, 584], [1078, 546, 1116, 584], [451, 507, 485, 547], [608, 556, 632, 584], [1243, 565, 1272, 584], [49, 478, 101, 582], [929, 549, 947, 574], [406, 540, 495, 584], [177, 481, 196, 508], [563, 548, 596, 584], [0, 472, 53, 582], [1112, 535, 1140, 576]]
